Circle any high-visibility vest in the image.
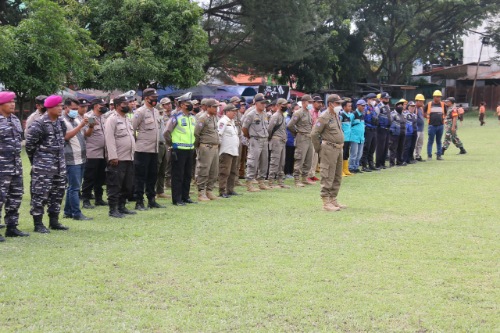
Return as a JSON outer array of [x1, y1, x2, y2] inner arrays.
[[171, 114, 195, 150], [426, 101, 446, 124]]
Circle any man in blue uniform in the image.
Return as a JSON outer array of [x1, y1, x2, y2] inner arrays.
[[360, 93, 379, 172], [375, 92, 392, 169]]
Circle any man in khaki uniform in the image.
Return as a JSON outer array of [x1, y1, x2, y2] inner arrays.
[[104, 95, 137, 218], [311, 95, 346, 212], [133, 88, 165, 210], [267, 98, 290, 189], [242, 93, 270, 192], [195, 98, 220, 201], [287, 94, 315, 187], [217, 104, 240, 198], [156, 97, 172, 199], [229, 96, 245, 186]]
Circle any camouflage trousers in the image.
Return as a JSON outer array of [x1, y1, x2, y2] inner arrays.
[[30, 172, 66, 216], [0, 174, 23, 226], [442, 124, 463, 150]]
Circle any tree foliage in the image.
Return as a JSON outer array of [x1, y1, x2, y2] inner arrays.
[[85, 0, 208, 90]]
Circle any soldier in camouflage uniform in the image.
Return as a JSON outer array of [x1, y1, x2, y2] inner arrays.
[[0, 92, 30, 241], [442, 97, 467, 155], [24, 95, 47, 139], [25, 95, 69, 233]]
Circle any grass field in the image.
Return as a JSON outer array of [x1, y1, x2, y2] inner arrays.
[[1, 113, 499, 332]]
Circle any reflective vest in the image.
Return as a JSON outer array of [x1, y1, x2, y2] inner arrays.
[[171, 114, 195, 150]]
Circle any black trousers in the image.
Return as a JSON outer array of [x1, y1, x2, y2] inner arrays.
[[376, 128, 390, 167], [134, 152, 158, 202], [361, 128, 377, 166], [171, 149, 194, 204], [343, 142, 351, 161], [403, 134, 417, 163], [81, 158, 106, 200], [106, 161, 134, 207], [389, 134, 406, 164], [284, 146, 295, 175]]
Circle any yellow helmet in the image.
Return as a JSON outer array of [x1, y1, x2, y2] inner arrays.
[[398, 98, 407, 104], [433, 90, 442, 97], [376, 93, 381, 99], [415, 94, 425, 101]]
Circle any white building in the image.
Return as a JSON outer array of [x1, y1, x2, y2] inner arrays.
[[462, 19, 499, 67]]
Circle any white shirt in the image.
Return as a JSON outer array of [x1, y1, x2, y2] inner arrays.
[[218, 115, 239, 156]]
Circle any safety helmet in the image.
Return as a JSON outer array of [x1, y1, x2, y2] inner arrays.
[[432, 90, 442, 97], [397, 98, 407, 104], [376, 93, 381, 100], [415, 94, 425, 101]]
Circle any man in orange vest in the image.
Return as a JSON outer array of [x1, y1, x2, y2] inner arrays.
[[425, 90, 446, 160]]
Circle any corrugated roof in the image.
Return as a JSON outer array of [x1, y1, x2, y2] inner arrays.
[[458, 70, 500, 80]]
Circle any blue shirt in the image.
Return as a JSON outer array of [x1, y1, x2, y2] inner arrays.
[[350, 109, 365, 143]]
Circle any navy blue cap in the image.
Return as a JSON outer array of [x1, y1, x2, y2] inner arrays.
[[366, 93, 377, 99]]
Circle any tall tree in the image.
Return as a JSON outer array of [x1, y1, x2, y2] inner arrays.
[[85, 0, 208, 91]]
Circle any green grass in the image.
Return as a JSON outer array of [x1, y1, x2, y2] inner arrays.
[[1, 115, 499, 332]]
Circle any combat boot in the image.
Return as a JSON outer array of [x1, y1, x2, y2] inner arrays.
[[198, 190, 211, 202], [268, 179, 280, 189], [94, 198, 108, 206], [459, 147, 467, 154], [135, 200, 148, 211], [302, 176, 315, 185], [294, 177, 305, 187], [206, 191, 220, 200], [441, 147, 446, 155], [82, 199, 95, 209], [277, 180, 290, 189], [148, 199, 166, 208], [258, 180, 270, 190], [48, 213, 69, 231], [369, 162, 380, 171], [234, 180, 243, 186], [118, 203, 137, 215], [33, 215, 50, 233], [5, 225, 30, 237], [330, 197, 347, 210], [246, 180, 260, 192], [322, 197, 340, 212], [109, 206, 125, 218]]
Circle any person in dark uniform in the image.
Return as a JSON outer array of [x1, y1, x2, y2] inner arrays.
[[25, 95, 69, 233], [375, 92, 392, 169], [0, 91, 30, 241], [360, 93, 379, 171], [104, 95, 137, 218], [388, 100, 407, 166], [164, 95, 197, 206], [403, 101, 418, 164]]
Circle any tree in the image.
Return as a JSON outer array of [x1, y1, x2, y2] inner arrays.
[[0, 0, 27, 26], [0, 0, 100, 119], [85, 0, 208, 91], [353, 0, 500, 84]]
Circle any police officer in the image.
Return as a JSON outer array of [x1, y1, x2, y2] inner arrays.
[[360, 93, 379, 171], [0, 91, 29, 240], [287, 94, 315, 187], [229, 96, 245, 186], [195, 99, 220, 201], [164, 94, 197, 206], [156, 97, 173, 199], [375, 92, 392, 169], [104, 95, 137, 218], [388, 100, 407, 166], [267, 98, 290, 188], [403, 101, 418, 164], [311, 94, 346, 212], [25, 95, 69, 233], [217, 104, 240, 198], [24, 95, 47, 139], [242, 93, 270, 192], [132, 88, 165, 210], [81, 98, 109, 209], [77, 98, 90, 119]]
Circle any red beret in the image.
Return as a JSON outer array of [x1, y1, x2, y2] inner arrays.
[[44, 95, 63, 108], [0, 91, 16, 105]]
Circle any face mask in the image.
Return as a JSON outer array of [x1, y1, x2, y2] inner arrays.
[[186, 104, 193, 112], [370, 100, 376, 106], [396, 106, 403, 113], [68, 109, 78, 119], [307, 104, 313, 111], [281, 106, 287, 112], [99, 106, 109, 113], [149, 99, 158, 107], [383, 101, 389, 105], [193, 107, 200, 113], [121, 106, 130, 113], [334, 106, 342, 114]]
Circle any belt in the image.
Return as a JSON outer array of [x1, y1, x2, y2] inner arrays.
[[322, 141, 343, 149], [297, 132, 311, 137], [200, 143, 218, 148], [159, 142, 166, 145], [250, 137, 268, 140], [271, 137, 286, 142]]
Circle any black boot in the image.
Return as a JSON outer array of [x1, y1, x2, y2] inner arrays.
[[148, 199, 165, 209], [135, 201, 148, 211], [441, 148, 446, 155], [33, 215, 50, 233], [369, 162, 380, 171], [109, 206, 125, 218], [5, 225, 30, 237], [361, 165, 372, 172], [118, 203, 137, 215], [82, 199, 95, 209], [94, 198, 108, 206], [48, 213, 69, 231], [459, 147, 467, 154]]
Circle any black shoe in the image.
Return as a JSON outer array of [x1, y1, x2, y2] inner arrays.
[[361, 166, 372, 172], [34, 224, 50, 233], [0, 234, 5, 242], [63, 214, 72, 219], [436, 155, 443, 161], [408, 160, 417, 164], [135, 201, 148, 211], [369, 164, 380, 171], [148, 200, 166, 209], [73, 214, 93, 221], [441, 148, 446, 155], [459, 147, 467, 154], [118, 205, 137, 215], [109, 207, 125, 218], [227, 191, 239, 196], [173, 201, 186, 206], [94, 199, 108, 206], [183, 199, 197, 204], [82, 200, 95, 209], [49, 223, 69, 231], [389, 163, 395, 167], [5, 226, 29, 237], [219, 193, 230, 198]]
